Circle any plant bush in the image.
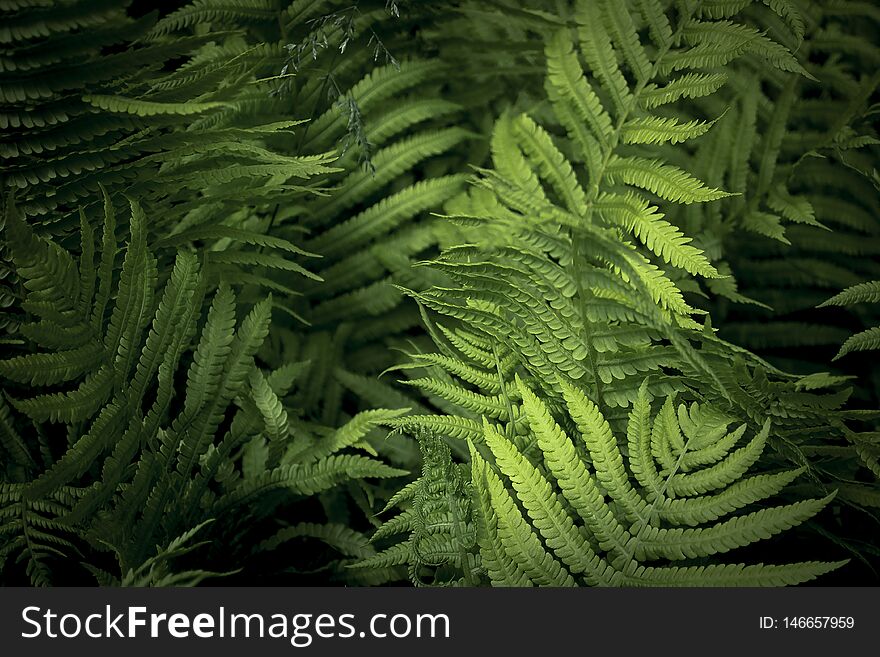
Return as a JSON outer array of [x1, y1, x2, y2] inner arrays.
[[1, 0, 877, 586]]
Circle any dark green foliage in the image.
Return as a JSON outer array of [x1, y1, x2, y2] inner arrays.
[[1, 0, 878, 586], [355, 431, 480, 586], [0, 195, 406, 583], [682, 0, 880, 401]]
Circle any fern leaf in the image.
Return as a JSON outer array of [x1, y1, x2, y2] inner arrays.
[[0, 341, 104, 386], [83, 95, 228, 116], [627, 561, 846, 587], [606, 156, 732, 204], [639, 72, 728, 109], [668, 420, 770, 496], [512, 113, 587, 214], [632, 494, 836, 561], [835, 327, 880, 360], [483, 420, 596, 577], [596, 192, 719, 277], [293, 409, 408, 464], [218, 455, 407, 508], [10, 364, 114, 424], [249, 368, 290, 465], [259, 523, 374, 559], [762, 0, 806, 42], [635, 0, 673, 48], [545, 29, 613, 150], [103, 200, 157, 385], [470, 442, 576, 587], [575, 0, 631, 117], [469, 443, 532, 586], [130, 251, 202, 400], [659, 469, 805, 526], [819, 281, 880, 308], [621, 115, 717, 146]]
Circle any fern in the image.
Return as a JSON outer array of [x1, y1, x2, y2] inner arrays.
[[678, 0, 880, 404], [365, 0, 878, 585], [2, 0, 878, 587], [373, 377, 843, 586], [0, 191, 405, 584], [355, 431, 480, 586], [819, 281, 880, 360]]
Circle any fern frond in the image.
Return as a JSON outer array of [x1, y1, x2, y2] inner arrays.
[[835, 327, 880, 360], [639, 72, 729, 109], [83, 95, 228, 116], [622, 115, 718, 146], [819, 281, 880, 308], [259, 523, 374, 560], [596, 192, 719, 277], [484, 378, 839, 585], [605, 157, 732, 205], [217, 455, 407, 508], [470, 441, 577, 587]]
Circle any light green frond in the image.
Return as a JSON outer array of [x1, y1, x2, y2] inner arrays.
[[635, 0, 673, 48], [388, 415, 485, 444], [621, 115, 717, 146], [402, 378, 508, 419], [596, 192, 719, 277], [545, 29, 613, 149], [483, 420, 596, 577], [605, 156, 732, 204], [470, 444, 533, 587], [491, 113, 547, 203], [575, 0, 631, 117], [658, 468, 805, 525], [667, 420, 770, 496], [639, 72, 728, 109], [470, 442, 576, 587], [632, 494, 836, 561], [512, 113, 587, 214], [526, 379, 633, 561]]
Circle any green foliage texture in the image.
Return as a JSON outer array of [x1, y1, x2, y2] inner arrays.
[[0, 0, 878, 586]]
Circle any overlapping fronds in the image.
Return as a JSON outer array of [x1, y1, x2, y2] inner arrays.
[[672, 1, 880, 405], [820, 281, 880, 360], [365, 0, 879, 586], [0, 193, 405, 584], [369, 376, 844, 586], [2, 0, 878, 588], [466, 379, 842, 586]]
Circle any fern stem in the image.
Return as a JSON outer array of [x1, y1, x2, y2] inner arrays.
[[569, 5, 696, 414], [569, 238, 607, 413], [492, 341, 518, 439], [620, 411, 696, 580], [447, 483, 478, 586]]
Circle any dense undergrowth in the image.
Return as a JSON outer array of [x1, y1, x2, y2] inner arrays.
[[0, 0, 877, 586]]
